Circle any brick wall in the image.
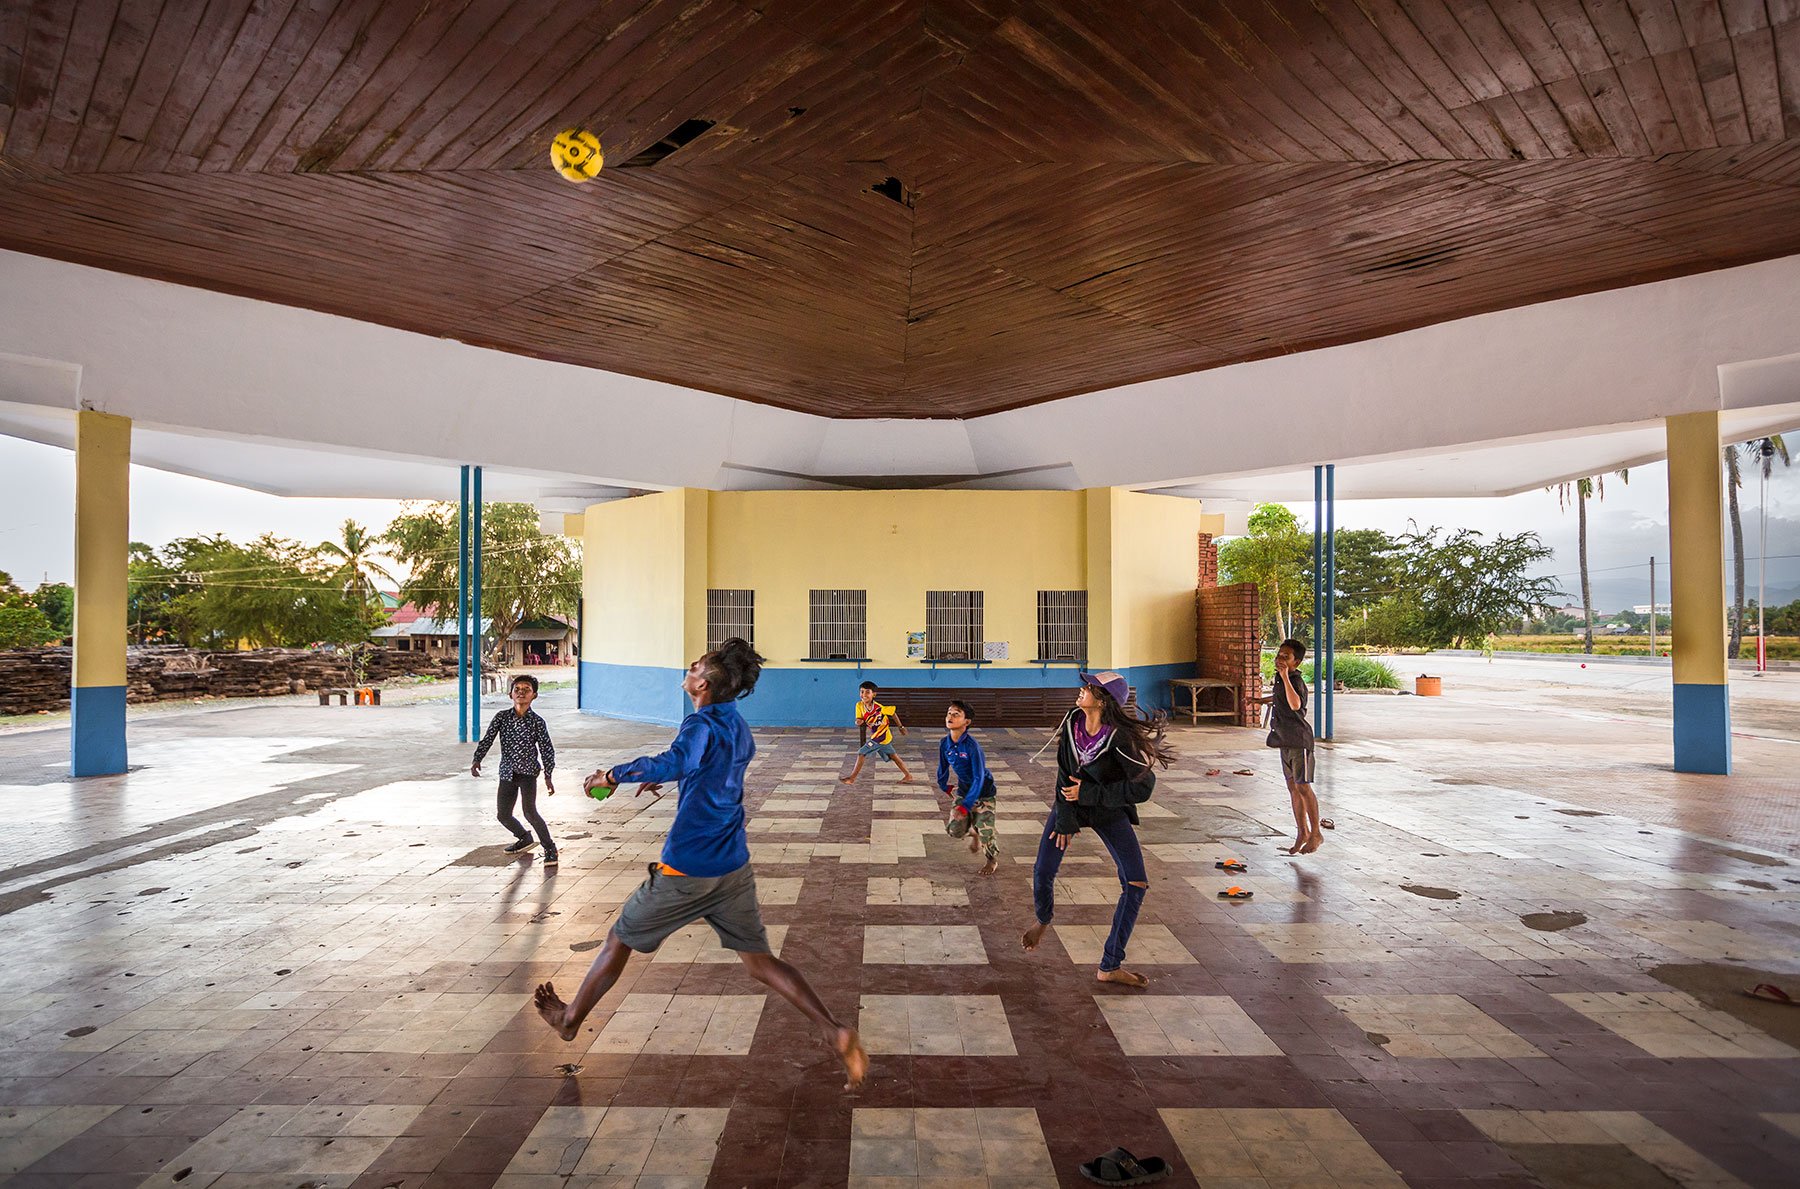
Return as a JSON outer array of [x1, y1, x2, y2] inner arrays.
[[1195, 582, 1263, 727], [1197, 532, 1219, 590]]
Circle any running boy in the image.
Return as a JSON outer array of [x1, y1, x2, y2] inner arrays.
[[472, 674, 558, 866], [533, 638, 868, 1090], [939, 700, 999, 876], [1268, 639, 1322, 855], [840, 680, 914, 784]]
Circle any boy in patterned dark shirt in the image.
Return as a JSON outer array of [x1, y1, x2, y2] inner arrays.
[[472, 674, 559, 865]]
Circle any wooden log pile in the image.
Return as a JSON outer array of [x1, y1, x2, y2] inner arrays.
[[0, 646, 455, 715]]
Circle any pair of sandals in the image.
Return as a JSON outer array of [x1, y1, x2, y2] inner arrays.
[[1080, 1148, 1170, 1185]]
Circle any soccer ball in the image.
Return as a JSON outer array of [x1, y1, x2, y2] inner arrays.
[[550, 128, 603, 182]]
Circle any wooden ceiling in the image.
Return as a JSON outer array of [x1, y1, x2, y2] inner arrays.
[[3, 1, 1799, 419]]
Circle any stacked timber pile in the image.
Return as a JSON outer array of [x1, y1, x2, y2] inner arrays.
[[0, 648, 72, 715], [0, 646, 455, 715]]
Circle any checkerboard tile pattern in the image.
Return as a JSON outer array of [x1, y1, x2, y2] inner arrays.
[[1, 706, 1797, 1189]]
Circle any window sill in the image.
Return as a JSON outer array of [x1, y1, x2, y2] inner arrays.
[[801, 656, 873, 663]]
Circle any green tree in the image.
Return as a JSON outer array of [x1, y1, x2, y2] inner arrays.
[[1331, 527, 1403, 618], [127, 542, 182, 644], [1727, 435, 1790, 658], [31, 582, 74, 638], [384, 502, 578, 654], [1549, 470, 1627, 655], [1218, 504, 1311, 643], [0, 605, 59, 648], [317, 519, 398, 608], [157, 534, 367, 648], [1394, 525, 1564, 648], [0, 570, 30, 608]]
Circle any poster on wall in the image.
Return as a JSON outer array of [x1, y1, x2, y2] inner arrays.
[[983, 641, 1009, 661], [906, 631, 926, 659]]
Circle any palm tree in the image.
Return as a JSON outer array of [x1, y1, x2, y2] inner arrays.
[[317, 519, 397, 609], [1727, 436, 1790, 658], [1551, 471, 1627, 654]]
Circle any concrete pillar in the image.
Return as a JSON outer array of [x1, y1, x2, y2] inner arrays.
[[72, 409, 131, 776], [1665, 411, 1730, 774]]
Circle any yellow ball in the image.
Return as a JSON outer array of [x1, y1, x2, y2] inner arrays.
[[550, 128, 603, 183]]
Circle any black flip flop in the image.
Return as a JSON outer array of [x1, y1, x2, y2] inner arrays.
[[1215, 859, 1246, 872], [1080, 1148, 1170, 1186], [1217, 886, 1253, 899]]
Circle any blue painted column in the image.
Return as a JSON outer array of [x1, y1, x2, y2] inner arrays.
[[71, 410, 131, 776], [1666, 413, 1731, 773], [1324, 462, 1336, 740], [458, 465, 470, 743], [471, 464, 483, 741], [1311, 465, 1323, 663]]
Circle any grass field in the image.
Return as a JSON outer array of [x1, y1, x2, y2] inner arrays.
[[1490, 634, 1800, 661]]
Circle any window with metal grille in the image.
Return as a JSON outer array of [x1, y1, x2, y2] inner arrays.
[[926, 590, 984, 660], [1037, 590, 1087, 662], [706, 589, 754, 652], [808, 589, 867, 659]]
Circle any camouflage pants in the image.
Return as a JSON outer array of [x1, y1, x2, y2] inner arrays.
[[946, 797, 999, 860]]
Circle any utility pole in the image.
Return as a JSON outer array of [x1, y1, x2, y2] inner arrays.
[[1648, 557, 1656, 660], [1758, 440, 1772, 674]]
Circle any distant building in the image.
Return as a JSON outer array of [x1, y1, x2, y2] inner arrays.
[[371, 601, 574, 667], [1631, 604, 1672, 615]]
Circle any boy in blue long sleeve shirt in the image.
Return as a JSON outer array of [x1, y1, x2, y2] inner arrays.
[[529, 638, 867, 1091], [939, 700, 999, 875]]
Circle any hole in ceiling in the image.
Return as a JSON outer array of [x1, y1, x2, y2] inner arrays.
[[620, 118, 715, 168], [1360, 245, 1458, 276], [788, 106, 807, 118], [872, 176, 913, 208]]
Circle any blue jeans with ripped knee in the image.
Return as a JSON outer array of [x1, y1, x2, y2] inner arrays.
[[1031, 806, 1148, 972]]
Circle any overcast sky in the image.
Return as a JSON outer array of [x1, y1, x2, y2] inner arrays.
[[4, 433, 1798, 613]]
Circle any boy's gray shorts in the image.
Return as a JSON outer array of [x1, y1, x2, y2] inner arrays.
[[858, 741, 896, 760], [1280, 747, 1316, 785], [612, 862, 771, 955]]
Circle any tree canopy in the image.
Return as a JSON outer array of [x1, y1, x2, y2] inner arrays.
[[383, 502, 578, 650], [1218, 504, 1311, 642], [1394, 525, 1564, 648]]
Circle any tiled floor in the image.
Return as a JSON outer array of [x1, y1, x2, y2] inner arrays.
[[1, 677, 1799, 1187]]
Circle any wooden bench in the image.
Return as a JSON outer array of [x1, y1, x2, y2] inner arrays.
[[318, 688, 349, 706], [1168, 676, 1239, 724]]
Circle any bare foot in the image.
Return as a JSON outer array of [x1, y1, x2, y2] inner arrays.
[[1301, 833, 1323, 854], [1022, 921, 1049, 951], [533, 981, 579, 1041], [979, 857, 999, 877], [968, 832, 982, 854], [1097, 968, 1149, 988], [835, 1026, 869, 1090], [838, 776, 855, 785], [1283, 837, 1305, 855], [899, 775, 916, 784]]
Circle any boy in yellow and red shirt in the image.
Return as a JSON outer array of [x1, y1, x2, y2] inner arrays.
[[839, 680, 915, 784]]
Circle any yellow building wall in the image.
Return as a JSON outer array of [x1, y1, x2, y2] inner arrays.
[[1097, 489, 1204, 669], [706, 490, 1087, 665], [580, 489, 690, 668]]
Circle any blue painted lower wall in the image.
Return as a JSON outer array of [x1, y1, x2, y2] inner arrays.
[[1672, 682, 1731, 775], [580, 660, 1196, 727], [71, 684, 128, 776]]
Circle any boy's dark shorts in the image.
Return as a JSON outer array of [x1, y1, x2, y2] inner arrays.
[[1280, 747, 1316, 785], [613, 862, 771, 955]]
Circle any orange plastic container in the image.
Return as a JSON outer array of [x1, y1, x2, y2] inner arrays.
[[1415, 675, 1442, 697]]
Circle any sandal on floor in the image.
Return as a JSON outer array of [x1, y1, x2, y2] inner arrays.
[[1215, 859, 1247, 872], [1218, 886, 1253, 899], [1232, 769, 1255, 776], [1080, 1148, 1170, 1186], [1320, 818, 1335, 829], [1744, 983, 1797, 1005]]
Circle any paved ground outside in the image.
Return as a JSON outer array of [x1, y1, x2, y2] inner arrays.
[[0, 663, 1796, 1186]]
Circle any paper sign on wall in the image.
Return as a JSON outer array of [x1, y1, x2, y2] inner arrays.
[[983, 641, 1009, 661], [906, 631, 926, 659]]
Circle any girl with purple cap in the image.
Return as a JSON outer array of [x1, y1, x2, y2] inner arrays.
[[1022, 670, 1174, 987]]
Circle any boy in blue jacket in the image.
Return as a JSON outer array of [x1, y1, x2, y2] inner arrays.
[[938, 700, 999, 876], [530, 638, 867, 1090]]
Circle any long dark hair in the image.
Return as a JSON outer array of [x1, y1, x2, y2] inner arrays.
[[704, 637, 764, 701], [1090, 686, 1176, 770]]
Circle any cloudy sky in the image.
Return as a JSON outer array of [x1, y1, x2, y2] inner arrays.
[[4, 432, 1798, 613]]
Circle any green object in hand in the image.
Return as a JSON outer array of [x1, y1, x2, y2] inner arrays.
[[587, 783, 613, 801]]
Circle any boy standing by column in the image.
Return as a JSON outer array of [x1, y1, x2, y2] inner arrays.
[[472, 674, 559, 866]]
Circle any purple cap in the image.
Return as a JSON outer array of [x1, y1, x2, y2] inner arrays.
[[1079, 670, 1129, 706]]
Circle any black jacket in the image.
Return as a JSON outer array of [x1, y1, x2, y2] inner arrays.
[[1052, 708, 1156, 834]]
